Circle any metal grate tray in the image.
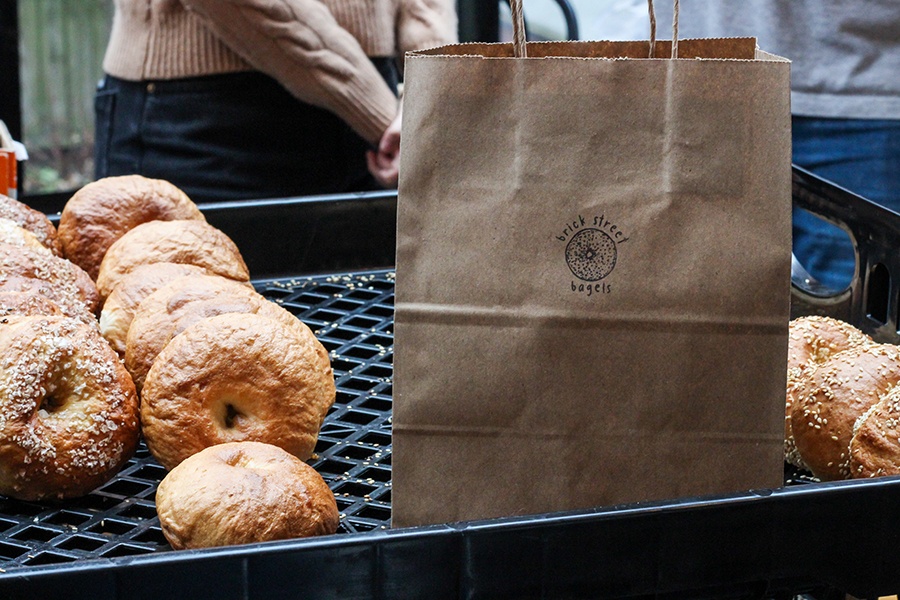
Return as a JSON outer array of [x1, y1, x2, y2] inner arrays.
[[0, 261, 827, 579], [0, 269, 397, 573]]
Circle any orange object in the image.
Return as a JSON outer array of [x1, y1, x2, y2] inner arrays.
[[0, 151, 9, 197], [6, 151, 16, 198]]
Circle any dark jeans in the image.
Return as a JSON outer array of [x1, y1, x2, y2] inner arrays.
[[792, 115, 900, 290], [94, 60, 399, 202]]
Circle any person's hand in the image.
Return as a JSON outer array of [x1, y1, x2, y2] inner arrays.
[[366, 107, 402, 188]]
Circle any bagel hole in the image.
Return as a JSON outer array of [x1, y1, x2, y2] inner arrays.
[[39, 394, 66, 414], [224, 403, 242, 429]]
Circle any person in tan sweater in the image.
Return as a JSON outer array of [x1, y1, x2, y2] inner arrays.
[[95, 0, 457, 201]]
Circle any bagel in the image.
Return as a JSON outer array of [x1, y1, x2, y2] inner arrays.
[[124, 274, 295, 392], [0, 277, 96, 328], [0, 242, 99, 321], [155, 441, 339, 549], [790, 343, 900, 481], [141, 312, 335, 470], [99, 263, 225, 358], [849, 386, 900, 478], [784, 316, 871, 468], [0, 291, 63, 318], [58, 175, 205, 279], [0, 194, 62, 257], [0, 218, 55, 256], [0, 316, 140, 500], [95, 219, 250, 300]]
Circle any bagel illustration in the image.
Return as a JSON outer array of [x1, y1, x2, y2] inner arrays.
[[565, 228, 617, 281]]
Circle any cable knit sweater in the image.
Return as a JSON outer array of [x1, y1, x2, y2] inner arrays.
[[103, 0, 458, 144]]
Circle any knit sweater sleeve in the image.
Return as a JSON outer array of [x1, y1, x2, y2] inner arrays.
[[397, 0, 459, 53], [180, 0, 398, 145]]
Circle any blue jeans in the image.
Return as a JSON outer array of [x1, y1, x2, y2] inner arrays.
[[792, 116, 900, 290], [94, 62, 398, 202]]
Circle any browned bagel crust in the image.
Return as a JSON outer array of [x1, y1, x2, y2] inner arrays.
[[99, 263, 221, 358], [124, 274, 296, 392], [0, 291, 63, 318], [58, 175, 205, 279], [0, 316, 140, 500], [790, 343, 900, 481], [784, 316, 872, 468], [141, 313, 335, 471], [0, 242, 99, 319], [0, 194, 62, 257], [95, 219, 250, 300], [849, 386, 900, 478], [156, 441, 339, 549]]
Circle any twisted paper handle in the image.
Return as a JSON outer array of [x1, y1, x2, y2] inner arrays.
[[510, 0, 527, 57], [671, 0, 680, 58], [645, 0, 680, 58], [508, 0, 680, 59]]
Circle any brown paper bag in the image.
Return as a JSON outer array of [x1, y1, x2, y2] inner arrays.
[[392, 0, 792, 528]]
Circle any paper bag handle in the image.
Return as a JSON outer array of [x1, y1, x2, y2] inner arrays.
[[510, 0, 528, 58], [509, 0, 680, 59]]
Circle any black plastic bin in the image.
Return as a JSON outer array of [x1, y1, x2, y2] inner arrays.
[[2, 169, 900, 599]]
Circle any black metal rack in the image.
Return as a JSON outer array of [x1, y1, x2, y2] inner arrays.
[[2, 170, 900, 599], [0, 270, 397, 575], [791, 165, 900, 345]]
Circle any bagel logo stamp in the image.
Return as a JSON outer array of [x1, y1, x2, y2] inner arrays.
[[557, 214, 629, 296]]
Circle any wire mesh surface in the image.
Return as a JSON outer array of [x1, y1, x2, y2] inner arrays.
[[0, 267, 822, 576], [0, 269, 396, 573]]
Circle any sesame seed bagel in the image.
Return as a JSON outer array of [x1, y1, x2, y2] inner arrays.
[[99, 262, 231, 358], [0, 242, 99, 321], [790, 343, 900, 481], [0, 218, 56, 256], [95, 219, 250, 301], [141, 312, 335, 471], [0, 291, 63, 318], [58, 175, 205, 279], [0, 194, 62, 257], [124, 274, 297, 393], [0, 277, 97, 328], [849, 386, 900, 478], [785, 316, 872, 468], [156, 441, 339, 549], [0, 316, 140, 500]]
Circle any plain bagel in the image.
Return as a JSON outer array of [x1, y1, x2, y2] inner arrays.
[[99, 262, 222, 358], [95, 219, 250, 300], [57, 175, 205, 279], [155, 441, 339, 549], [123, 273, 298, 392], [140, 312, 335, 470]]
